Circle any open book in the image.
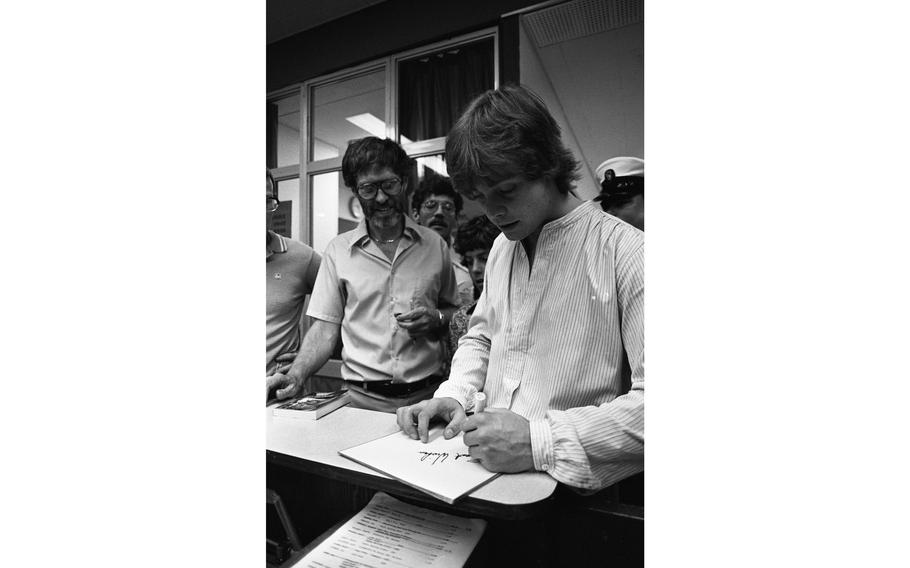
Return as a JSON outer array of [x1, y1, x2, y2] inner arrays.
[[339, 426, 500, 504]]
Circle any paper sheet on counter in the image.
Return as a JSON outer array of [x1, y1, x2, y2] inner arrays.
[[295, 492, 486, 568], [339, 427, 500, 504]]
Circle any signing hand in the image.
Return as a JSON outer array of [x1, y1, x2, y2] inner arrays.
[[396, 397, 466, 443], [462, 408, 535, 473], [395, 306, 442, 338]]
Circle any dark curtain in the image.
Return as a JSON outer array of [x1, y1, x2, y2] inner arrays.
[[398, 38, 494, 142], [267, 102, 278, 168]]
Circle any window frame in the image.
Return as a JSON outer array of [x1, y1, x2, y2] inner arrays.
[[267, 26, 498, 247]]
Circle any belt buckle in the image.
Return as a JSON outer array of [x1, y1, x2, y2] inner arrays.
[[364, 379, 392, 393]]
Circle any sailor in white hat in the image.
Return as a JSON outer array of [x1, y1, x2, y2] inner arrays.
[[594, 156, 644, 231]]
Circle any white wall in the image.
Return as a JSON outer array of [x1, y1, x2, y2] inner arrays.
[[520, 20, 644, 200]]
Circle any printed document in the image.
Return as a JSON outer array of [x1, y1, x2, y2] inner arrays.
[[295, 492, 486, 568]]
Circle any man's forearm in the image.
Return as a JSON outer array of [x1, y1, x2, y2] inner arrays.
[[287, 319, 339, 384], [534, 384, 644, 490]]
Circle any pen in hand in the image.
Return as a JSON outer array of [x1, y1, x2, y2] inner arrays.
[[465, 392, 487, 463], [473, 392, 486, 414]]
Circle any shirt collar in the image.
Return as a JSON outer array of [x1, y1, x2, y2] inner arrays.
[[267, 230, 288, 256], [539, 200, 591, 235], [348, 215, 422, 250]]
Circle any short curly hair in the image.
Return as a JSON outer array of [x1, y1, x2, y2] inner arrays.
[[453, 215, 500, 256], [411, 173, 463, 215], [341, 137, 415, 192], [445, 84, 580, 196]]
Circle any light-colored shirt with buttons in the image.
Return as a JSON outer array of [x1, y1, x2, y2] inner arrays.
[[307, 216, 459, 384], [434, 201, 644, 491]]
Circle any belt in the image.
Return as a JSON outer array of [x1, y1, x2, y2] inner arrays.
[[345, 375, 445, 398]]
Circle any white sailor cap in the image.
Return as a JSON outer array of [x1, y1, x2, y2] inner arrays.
[[595, 156, 644, 184]]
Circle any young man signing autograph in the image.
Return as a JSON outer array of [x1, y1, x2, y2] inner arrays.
[[396, 85, 644, 491]]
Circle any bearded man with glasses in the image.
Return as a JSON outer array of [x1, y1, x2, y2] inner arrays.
[[266, 137, 460, 413]]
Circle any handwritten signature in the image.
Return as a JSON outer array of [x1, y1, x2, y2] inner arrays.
[[417, 451, 472, 465]]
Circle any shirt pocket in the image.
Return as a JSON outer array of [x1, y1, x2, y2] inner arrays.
[[407, 275, 438, 311]]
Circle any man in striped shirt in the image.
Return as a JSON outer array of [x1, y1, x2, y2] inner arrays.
[[396, 85, 644, 491]]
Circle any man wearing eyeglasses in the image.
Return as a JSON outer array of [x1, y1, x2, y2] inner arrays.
[[266, 137, 460, 412], [411, 175, 475, 306], [266, 171, 321, 377]]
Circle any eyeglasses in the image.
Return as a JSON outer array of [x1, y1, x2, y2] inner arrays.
[[267, 197, 280, 212], [355, 177, 402, 200], [420, 199, 456, 214]]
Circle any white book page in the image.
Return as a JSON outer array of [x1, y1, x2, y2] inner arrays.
[[339, 427, 499, 504], [295, 492, 486, 568]]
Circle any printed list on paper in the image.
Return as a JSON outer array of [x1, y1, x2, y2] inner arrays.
[[295, 492, 486, 568]]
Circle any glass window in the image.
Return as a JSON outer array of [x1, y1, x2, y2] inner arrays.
[[310, 69, 387, 161], [267, 94, 300, 168], [415, 154, 448, 180], [413, 154, 485, 223], [311, 171, 361, 254], [398, 37, 495, 144], [273, 178, 300, 241]]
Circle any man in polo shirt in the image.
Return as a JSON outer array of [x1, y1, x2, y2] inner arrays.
[[266, 137, 460, 413], [266, 171, 321, 376], [397, 85, 644, 492], [411, 175, 474, 307]]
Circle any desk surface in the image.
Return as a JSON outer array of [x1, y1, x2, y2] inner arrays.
[[266, 406, 558, 519]]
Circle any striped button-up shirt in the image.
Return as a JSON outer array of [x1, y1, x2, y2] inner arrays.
[[435, 201, 644, 490]]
